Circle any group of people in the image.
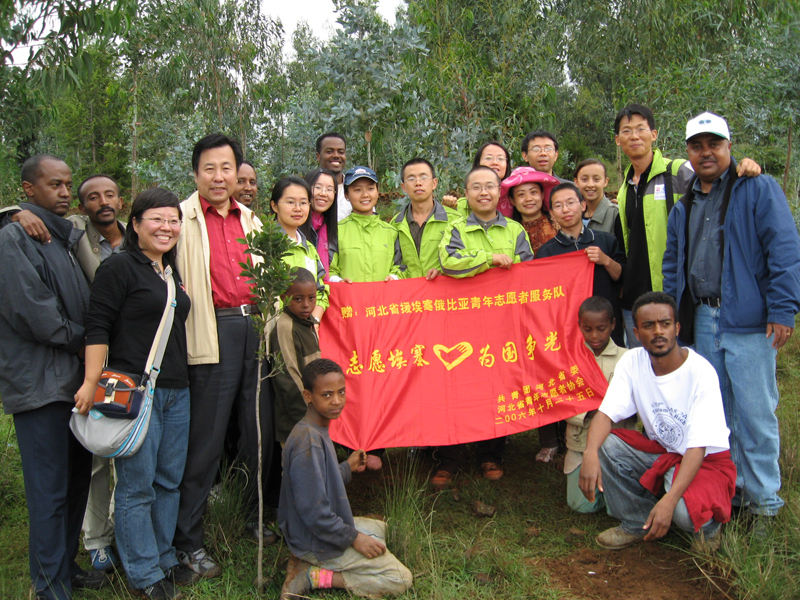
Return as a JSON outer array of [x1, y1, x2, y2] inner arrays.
[[0, 102, 797, 600]]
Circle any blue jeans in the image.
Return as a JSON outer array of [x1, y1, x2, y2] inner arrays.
[[599, 434, 720, 537], [622, 309, 642, 349], [115, 387, 190, 589], [693, 305, 783, 515]]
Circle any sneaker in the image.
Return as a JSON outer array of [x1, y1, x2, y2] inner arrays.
[[71, 569, 112, 590], [481, 461, 504, 481], [177, 548, 222, 579], [90, 546, 119, 572], [165, 563, 200, 586], [281, 555, 312, 600], [245, 522, 279, 545], [690, 527, 722, 554], [596, 526, 646, 550], [751, 514, 775, 539], [430, 469, 454, 488], [536, 446, 559, 463], [131, 578, 183, 600], [366, 454, 383, 470]]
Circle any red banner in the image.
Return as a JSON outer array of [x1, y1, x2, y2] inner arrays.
[[319, 252, 608, 451]]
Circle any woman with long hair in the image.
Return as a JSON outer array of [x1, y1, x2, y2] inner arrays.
[[299, 168, 338, 277]]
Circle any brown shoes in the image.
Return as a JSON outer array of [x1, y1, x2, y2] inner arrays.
[[481, 461, 504, 481], [430, 469, 454, 488]]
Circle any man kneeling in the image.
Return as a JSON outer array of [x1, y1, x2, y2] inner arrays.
[[579, 292, 736, 552], [279, 359, 413, 598]]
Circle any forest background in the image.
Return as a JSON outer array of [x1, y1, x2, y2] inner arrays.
[[1, 0, 799, 212]]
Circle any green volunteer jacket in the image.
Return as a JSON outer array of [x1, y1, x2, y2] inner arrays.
[[617, 149, 693, 292], [439, 212, 534, 278], [329, 213, 406, 282], [283, 228, 330, 309], [392, 201, 461, 278]]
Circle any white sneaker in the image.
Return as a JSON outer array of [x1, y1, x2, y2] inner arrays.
[[176, 548, 222, 579]]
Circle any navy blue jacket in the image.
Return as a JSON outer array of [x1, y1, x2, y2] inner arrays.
[[663, 170, 800, 343]]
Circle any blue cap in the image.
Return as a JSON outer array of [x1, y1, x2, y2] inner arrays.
[[343, 166, 378, 186]]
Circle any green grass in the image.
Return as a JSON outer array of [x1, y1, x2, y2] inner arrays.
[[1, 336, 800, 598]]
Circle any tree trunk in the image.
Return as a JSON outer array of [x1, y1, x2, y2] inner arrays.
[[131, 69, 139, 200], [783, 120, 793, 195], [254, 352, 265, 593]]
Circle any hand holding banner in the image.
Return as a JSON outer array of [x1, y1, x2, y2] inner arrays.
[[320, 252, 608, 451]]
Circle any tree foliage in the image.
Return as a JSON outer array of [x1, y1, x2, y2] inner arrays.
[[1, 0, 799, 206]]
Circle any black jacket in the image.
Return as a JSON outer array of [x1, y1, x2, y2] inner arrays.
[[0, 203, 90, 414]]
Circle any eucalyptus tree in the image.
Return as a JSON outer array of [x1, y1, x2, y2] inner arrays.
[[0, 0, 133, 203], [121, 0, 285, 196]]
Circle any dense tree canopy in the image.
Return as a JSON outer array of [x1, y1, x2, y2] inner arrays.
[[1, 0, 798, 208]]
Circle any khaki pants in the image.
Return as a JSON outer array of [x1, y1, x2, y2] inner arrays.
[[302, 518, 413, 597], [82, 455, 115, 550]]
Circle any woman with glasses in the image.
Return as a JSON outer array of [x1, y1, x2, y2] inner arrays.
[[74, 189, 194, 600], [300, 168, 339, 278], [443, 141, 514, 216], [270, 176, 329, 323]]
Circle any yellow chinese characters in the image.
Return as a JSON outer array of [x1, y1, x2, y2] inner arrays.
[[388, 349, 408, 369], [479, 344, 495, 368], [502, 342, 518, 363], [368, 349, 386, 373], [411, 344, 430, 366], [346, 350, 364, 375], [544, 331, 561, 352]]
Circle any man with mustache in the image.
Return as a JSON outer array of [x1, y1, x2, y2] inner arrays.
[[579, 292, 735, 553], [663, 112, 800, 534]]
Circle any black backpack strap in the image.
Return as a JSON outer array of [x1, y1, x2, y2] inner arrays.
[[664, 160, 675, 214]]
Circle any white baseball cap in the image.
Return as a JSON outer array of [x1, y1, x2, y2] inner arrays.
[[686, 112, 730, 142]]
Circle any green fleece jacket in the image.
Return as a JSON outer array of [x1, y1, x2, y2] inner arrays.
[[283, 229, 330, 309], [392, 201, 461, 278], [270, 308, 321, 443], [439, 212, 534, 278], [617, 149, 693, 292], [329, 213, 406, 281]]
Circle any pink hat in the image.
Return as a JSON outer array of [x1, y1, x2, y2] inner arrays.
[[500, 167, 561, 212]]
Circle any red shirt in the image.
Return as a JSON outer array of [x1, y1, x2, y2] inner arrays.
[[200, 196, 255, 308]]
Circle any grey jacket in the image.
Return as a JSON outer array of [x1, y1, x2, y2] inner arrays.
[[0, 207, 123, 282], [68, 214, 126, 282], [0, 203, 90, 414]]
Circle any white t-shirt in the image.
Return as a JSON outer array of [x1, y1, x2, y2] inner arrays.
[[336, 185, 352, 221], [599, 348, 729, 455]]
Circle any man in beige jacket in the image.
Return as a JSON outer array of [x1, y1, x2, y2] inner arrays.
[[173, 133, 274, 579]]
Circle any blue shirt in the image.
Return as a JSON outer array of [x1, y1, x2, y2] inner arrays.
[[688, 169, 729, 300]]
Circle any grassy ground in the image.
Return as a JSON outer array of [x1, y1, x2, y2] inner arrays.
[[1, 336, 799, 599]]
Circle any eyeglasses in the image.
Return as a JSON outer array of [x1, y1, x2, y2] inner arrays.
[[404, 175, 432, 184], [468, 183, 499, 193], [279, 200, 310, 208], [481, 155, 507, 163], [618, 127, 651, 138], [312, 185, 335, 194], [528, 146, 555, 154], [140, 217, 181, 227], [550, 199, 582, 211]]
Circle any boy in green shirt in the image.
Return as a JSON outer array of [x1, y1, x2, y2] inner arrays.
[[392, 158, 460, 280]]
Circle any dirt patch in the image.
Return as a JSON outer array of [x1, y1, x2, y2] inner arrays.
[[543, 544, 730, 600]]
